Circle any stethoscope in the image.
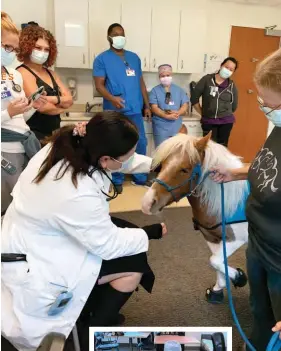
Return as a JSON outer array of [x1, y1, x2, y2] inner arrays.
[[87, 166, 119, 201], [2, 66, 22, 93]]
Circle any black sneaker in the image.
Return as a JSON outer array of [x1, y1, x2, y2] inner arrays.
[[114, 184, 123, 194], [131, 180, 153, 188]]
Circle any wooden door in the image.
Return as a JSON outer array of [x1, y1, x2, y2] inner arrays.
[[121, 0, 152, 71], [228, 26, 280, 162], [150, 3, 181, 72]]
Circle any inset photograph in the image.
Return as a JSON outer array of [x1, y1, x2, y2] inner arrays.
[[91, 329, 232, 351]]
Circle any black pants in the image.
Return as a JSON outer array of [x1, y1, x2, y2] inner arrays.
[[246, 244, 281, 351], [202, 123, 233, 147]]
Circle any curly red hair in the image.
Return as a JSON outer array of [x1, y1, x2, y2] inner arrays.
[[17, 25, 57, 67]]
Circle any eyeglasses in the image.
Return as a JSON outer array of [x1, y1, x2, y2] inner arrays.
[[1, 44, 19, 54], [257, 96, 281, 114], [165, 92, 171, 104]]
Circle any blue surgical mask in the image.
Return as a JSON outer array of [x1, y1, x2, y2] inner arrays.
[[110, 36, 126, 50], [30, 49, 49, 65], [260, 105, 281, 127], [108, 154, 134, 172], [219, 67, 233, 79], [1, 47, 16, 67]]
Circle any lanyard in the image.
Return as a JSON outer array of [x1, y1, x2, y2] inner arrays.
[[2, 66, 22, 93]]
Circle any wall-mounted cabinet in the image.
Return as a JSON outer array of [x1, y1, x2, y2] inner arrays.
[[121, 0, 152, 71], [177, 0, 207, 73], [89, 0, 122, 66], [54, 0, 90, 68], [54, 0, 207, 73], [150, 4, 181, 72]]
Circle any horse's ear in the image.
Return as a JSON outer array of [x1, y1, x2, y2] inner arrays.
[[195, 132, 212, 152]]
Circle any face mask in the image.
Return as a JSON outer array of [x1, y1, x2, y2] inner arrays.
[[219, 67, 233, 79], [1, 48, 16, 67], [30, 49, 49, 65], [107, 154, 134, 172], [260, 105, 281, 127], [160, 76, 173, 86], [110, 36, 126, 50]]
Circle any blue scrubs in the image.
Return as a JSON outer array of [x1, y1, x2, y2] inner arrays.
[[93, 49, 147, 185], [150, 84, 189, 147]]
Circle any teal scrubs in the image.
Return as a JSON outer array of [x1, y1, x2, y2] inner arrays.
[[150, 83, 189, 147], [93, 49, 147, 185]]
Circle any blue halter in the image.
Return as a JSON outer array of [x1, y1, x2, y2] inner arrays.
[[153, 163, 205, 202]]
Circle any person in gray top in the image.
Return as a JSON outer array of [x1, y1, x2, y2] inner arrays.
[[191, 57, 238, 147]]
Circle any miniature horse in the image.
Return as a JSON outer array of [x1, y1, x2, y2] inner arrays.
[[142, 133, 249, 303]]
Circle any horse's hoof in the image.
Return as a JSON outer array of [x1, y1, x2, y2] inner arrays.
[[232, 268, 248, 288], [205, 287, 224, 304]]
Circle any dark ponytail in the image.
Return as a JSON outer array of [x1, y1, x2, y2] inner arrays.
[[34, 112, 139, 187]]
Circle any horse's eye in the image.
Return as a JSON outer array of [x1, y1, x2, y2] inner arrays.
[[181, 168, 189, 174]]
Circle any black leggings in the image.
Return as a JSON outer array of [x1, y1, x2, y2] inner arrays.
[[202, 123, 233, 147]]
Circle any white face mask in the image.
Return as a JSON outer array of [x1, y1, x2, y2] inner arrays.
[[107, 154, 134, 172], [110, 36, 126, 50], [30, 49, 49, 65], [160, 76, 173, 86], [260, 105, 281, 127], [219, 67, 233, 79], [1, 48, 16, 67]]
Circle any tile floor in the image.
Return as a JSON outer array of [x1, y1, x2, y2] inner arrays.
[[109, 181, 190, 213]]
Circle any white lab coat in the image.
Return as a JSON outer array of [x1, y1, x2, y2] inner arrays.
[[1, 145, 152, 351]]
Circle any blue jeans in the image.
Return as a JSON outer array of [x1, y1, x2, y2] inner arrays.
[[246, 244, 281, 351], [112, 114, 148, 185]]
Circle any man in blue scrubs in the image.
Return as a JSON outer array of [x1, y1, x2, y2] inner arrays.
[[93, 23, 151, 194]]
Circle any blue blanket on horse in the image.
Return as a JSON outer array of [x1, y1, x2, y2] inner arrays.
[[225, 181, 250, 224]]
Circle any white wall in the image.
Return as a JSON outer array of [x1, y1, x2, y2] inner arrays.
[[206, 0, 281, 58]]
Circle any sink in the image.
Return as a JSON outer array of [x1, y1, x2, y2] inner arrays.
[[63, 112, 96, 119]]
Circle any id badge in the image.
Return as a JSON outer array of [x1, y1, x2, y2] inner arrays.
[[168, 101, 175, 106], [126, 69, 136, 77], [210, 86, 218, 97], [1, 89, 12, 100], [48, 291, 73, 316]]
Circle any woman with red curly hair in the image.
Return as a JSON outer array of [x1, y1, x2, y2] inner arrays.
[[17, 25, 73, 141]]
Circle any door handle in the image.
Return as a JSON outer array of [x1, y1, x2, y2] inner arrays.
[[153, 59, 156, 68], [83, 54, 85, 64], [144, 57, 147, 68], [247, 89, 254, 94], [181, 60, 183, 69]]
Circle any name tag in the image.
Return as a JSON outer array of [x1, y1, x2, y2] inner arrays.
[[210, 86, 218, 97], [168, 101, 175, 106], [1, 90, 12, 100], [126, 69, 135, 76]]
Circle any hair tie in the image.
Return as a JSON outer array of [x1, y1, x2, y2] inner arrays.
[[73, 122, 87, 137]]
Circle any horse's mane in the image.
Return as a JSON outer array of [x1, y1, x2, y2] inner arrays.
[[152, 134, 248, 219]]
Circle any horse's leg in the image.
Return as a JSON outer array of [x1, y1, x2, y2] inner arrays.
[[205, 241, 226, 304], [205, 239, 247, 303]]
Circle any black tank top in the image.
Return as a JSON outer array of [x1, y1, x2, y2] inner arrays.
[[17, 64, 61, 140]]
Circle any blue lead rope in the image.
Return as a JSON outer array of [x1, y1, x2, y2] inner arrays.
[[220, 183, 281, 351]]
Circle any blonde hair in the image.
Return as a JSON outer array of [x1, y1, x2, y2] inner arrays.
[[1, 11, 19, 35], [254, 48, 281, 94]]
